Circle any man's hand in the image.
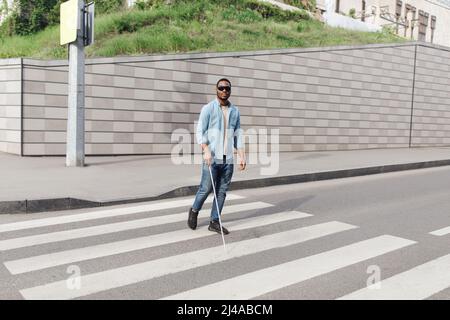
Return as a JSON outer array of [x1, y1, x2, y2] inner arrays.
[[239, 157, 246, 171], [238, 149, 246, 171], [203, 148, 212, 166]]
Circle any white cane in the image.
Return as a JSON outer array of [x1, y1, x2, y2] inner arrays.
[[208, 164, 227, 252]]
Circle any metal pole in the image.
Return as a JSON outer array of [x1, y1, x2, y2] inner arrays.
[[66, 0, 85, 167]]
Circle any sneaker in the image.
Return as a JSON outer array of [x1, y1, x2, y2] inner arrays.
[[187, 208, 199, 230], [208, 220, 229, 235]]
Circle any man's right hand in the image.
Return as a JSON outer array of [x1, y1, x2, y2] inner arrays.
[[203, 150, 212, 166]]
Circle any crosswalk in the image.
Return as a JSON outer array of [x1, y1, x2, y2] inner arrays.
[[429, 226, 450, 236], [163, 235, 415, 300], [5, 210, 311, 274], [0, 202, 273, 251], [0, 193, 449, 300], [338, 254, 450, 300]]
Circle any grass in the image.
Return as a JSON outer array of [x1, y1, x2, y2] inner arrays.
[[0, 0, 404, 59]]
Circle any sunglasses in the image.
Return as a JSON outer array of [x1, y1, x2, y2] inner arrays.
[[217, 86, 231, 92]]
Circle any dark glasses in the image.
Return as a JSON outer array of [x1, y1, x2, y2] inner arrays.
[[217, 86, 231, 92]]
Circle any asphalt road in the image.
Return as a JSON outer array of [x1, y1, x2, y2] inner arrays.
[[0, 165, 449, 300]]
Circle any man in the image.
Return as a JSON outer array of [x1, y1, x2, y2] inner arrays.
[[188, 78, 246, 234]]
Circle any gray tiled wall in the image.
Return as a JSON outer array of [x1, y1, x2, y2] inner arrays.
[[411, 45, 450, 147], [0, 42, 448, 156], [0, 59, 22, 155]]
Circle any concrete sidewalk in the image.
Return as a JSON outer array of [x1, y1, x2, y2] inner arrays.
[[1, 147, 450, 214]]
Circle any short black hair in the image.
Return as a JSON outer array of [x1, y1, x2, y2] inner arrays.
[[216, 78, 231, 88]]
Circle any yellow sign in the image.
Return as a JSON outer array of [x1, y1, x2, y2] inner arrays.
[[60, 0, 79, 45]]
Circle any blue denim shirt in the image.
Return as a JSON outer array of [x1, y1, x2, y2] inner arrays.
[[196, 99, 244, 161]]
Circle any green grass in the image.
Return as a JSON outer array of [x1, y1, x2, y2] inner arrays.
[[0, 0, 404, 59]]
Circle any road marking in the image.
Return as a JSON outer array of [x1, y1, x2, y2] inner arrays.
[[19, 220, 352, 300], [338, 253, 450, 300], [162, 235, 416, 300], [6, 210, 311, 274], [429, 226, 450, 236], [0, 201, 270, 251], [0, 194, 244, 233]]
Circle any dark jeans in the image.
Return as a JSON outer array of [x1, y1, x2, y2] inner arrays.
[[192, 157, 234, 221]]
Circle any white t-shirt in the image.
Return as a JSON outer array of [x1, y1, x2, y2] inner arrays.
[[221, 104, 228, 156]]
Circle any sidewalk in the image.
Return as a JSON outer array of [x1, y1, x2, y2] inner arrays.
[[1, 147, 450, 214]]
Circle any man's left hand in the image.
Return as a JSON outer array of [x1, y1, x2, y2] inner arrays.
[[239, 158, 246, 171]]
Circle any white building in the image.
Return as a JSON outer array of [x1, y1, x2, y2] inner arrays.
[[316, 0, 450, 47]]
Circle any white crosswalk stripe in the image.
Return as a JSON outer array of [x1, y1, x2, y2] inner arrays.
[[0, 201, 272, 251], [19, 221, 354, 300], [5, 210, 312, 274], [162, 235, 416, 300], [338, 253, 450, 300], [429, 226, 450, 236], [0, 194, 244, 233], [2, 193, 447, 300]]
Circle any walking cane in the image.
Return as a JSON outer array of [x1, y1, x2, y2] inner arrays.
[[208, 164, 227, 252]]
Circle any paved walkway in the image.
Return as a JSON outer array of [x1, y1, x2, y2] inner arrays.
[[1, 147, 450, 213]]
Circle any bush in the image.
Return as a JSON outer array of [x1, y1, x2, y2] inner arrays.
[[0, 0, 8, 16], [135, 0, 166, 10], [30, 6, 47, 32], [297, 20, 309, 32], [48, 0, 126, 25], [349, 8, 356, 18], [244, 0, 310, 21], [0, 14, 15, 37], [109, 9, 170, 34], [115, 14, 141, 33], [297, 19, 322, 32], [222, 6, 262, 23], [95, 0, 125, 15], [381, 25, 396, 35], [1, 0, 59, 36], [284, 0, 316, 12], [47, 0, 64, 26], [1, 0, 126, 36]]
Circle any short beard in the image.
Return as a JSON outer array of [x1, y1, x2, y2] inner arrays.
[[217, 95, 229, 105]]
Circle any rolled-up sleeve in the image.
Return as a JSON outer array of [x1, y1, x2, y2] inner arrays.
[[233, 110, 244, 150], [196, 105, 210, 145]]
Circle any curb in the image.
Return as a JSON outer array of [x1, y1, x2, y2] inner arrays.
[[1, 159, 450, 214]]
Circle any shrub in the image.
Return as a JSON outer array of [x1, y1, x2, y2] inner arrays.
[[284, 0, 316, 12], [48, 0, 126, 25], [349, 8, 356, 18], [95, 0, 125, 15], [237, 8, 262, 23], [244, 0, 310, 21], [297, 19, 322, 32], [115, 14, 141, 33], [222, 6, 262, 23], [0, 0, 9, 15], [135, 0, 166, 10], [0, 14, 15, 37], [1, 0, 59, 36], [47, 0, 64, 26]]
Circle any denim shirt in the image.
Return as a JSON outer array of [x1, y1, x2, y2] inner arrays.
[[196, 99, 244, 160]]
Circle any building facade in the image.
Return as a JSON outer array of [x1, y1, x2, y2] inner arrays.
[[317, 0, 450, 47]]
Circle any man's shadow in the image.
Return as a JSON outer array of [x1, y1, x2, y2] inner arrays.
[[218, 194, 316, 224]]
